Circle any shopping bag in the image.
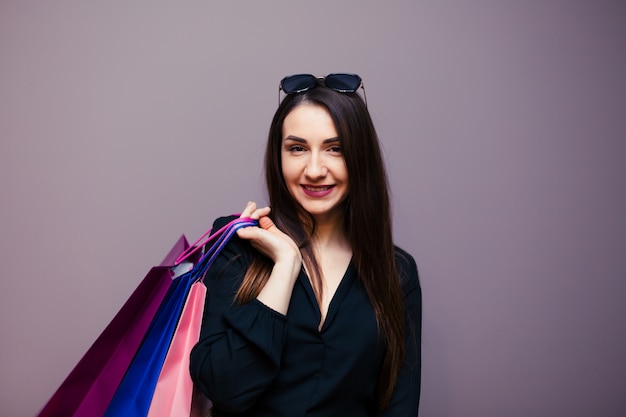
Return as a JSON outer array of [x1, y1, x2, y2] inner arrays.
[[103, 270, 195, 417], [37, 236, 189, 417], [104, 217, 257, 417], [146, 280, 206, 417], [147, 217, 256, 416]]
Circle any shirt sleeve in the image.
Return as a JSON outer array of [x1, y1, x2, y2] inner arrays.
[[379, 248, 422, 416], [189, 216, 289, 414]]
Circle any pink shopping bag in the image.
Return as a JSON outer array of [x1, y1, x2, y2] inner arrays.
[[147, 280, 208, 417]]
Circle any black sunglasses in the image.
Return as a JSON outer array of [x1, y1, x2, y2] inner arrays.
[[278, 73, 367, 106]]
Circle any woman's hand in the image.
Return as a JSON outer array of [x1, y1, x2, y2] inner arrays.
[[236, 202, 302, 267], [236, 202, 302, 314]]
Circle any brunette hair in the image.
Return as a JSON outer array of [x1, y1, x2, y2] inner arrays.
[[235, 84, 405, 410]]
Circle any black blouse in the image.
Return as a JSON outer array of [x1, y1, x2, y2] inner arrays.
[[190, 216, 421, 416]]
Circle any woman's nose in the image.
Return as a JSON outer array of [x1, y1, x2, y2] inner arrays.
[[305, 153, 327, 179]]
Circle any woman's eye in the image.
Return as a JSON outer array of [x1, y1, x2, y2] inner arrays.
[[329, 146, 342, 153], [289, 145, 306, 152]]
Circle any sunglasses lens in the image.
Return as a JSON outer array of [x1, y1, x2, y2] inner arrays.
[[325, 73, 362, 92], [281, 74, 317, 94]]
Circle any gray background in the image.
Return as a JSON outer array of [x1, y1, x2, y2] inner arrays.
[[1, 1, 625, 416]]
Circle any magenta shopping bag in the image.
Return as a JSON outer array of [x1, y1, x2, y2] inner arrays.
[[37, 236, 189, 417]]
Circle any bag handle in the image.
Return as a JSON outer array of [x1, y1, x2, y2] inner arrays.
[[174, 215, 254, 265], [193, 218, 258, 282]]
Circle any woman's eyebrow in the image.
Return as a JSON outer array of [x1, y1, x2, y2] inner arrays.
[[283, 135, 307, 143], [283, 135, 341, 143]]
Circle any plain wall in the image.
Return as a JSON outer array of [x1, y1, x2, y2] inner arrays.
[[1, 1, 625, 416]]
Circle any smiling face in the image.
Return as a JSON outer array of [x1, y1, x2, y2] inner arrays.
[[281, 103, 349, 225]]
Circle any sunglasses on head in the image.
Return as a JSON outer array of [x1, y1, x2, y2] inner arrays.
[[278, 73, 367, 106]]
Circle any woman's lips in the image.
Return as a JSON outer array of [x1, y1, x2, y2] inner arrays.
[[301, 184, 335, 197]]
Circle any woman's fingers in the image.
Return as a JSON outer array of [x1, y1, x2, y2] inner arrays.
[[258, 216, 274, 230], [237, 201, 271, 240], [251, 206, 271, 220], [239, 201, 270, 220], [235, 204, 300, 263], [239, 201, 256, 218]]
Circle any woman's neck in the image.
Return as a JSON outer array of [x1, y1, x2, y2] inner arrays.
[[311, 214, 350, 252]]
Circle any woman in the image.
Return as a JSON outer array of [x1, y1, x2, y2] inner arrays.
[[190, 73, 421, 416]]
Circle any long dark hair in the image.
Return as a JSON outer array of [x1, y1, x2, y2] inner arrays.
[[235, 84, 405, 411]]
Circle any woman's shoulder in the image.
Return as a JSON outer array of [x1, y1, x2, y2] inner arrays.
[[394, 246, 420, 296], [212, 214, 240, 230]]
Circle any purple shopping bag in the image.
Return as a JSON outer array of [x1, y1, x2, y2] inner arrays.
[[37, 235, 190, 417]]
